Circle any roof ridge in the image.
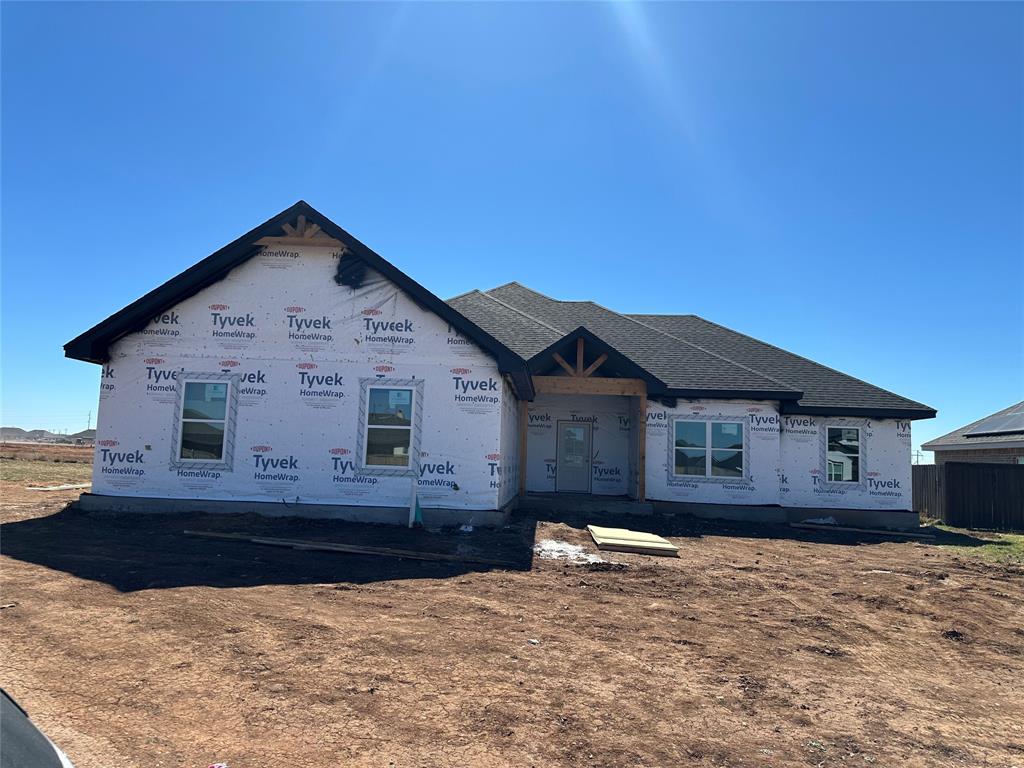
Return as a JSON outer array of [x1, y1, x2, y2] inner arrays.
[[486, 281, 565, 303], [474, 290, 566, 334], [585, 301, 801, 393], [675, 313, 932, 410], [445, 287, 483, 303]]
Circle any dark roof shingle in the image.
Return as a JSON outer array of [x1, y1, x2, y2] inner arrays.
[[477, 283, 800, 397], [448, 281, 934, 418]]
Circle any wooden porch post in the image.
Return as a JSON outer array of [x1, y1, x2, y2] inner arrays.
[[636, 393, 646, 502], [518, 400, 528, 496]]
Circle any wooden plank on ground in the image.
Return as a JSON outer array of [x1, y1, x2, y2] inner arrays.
[[789, 523, 935, 540], [183, 530, 517, 567], [587, 525, 679, 557]]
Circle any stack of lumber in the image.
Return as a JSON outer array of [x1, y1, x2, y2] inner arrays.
[[586, 525, 679, 557]]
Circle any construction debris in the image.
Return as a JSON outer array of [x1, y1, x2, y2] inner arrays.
[[533, 539, 605, 564], [183, 530, 517, 567], [586, 525, 679, 557], [26, 483, 91, 492]]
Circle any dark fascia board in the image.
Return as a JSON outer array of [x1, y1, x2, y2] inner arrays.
[[64, 201, 535, 398], [526, 326, 669, 395], [781, 403, 937, 421], [666, 387, 804, 402]]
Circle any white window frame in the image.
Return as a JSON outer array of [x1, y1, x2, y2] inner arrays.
[[169, 372, 237, 472], [671, 419, 746, 480], [356, 378, 424, 478], [362, 385, 415, 470], [824, 425, 861, 483]]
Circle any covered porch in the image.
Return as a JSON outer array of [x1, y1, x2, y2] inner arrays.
[[515, 328, 662, 503]]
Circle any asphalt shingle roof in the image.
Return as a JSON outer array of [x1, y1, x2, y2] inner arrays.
[[452, 283, 798, 396], [633, 313, 933, 414], [448, 281, 934, 418], [922, 401, 1024, 449]]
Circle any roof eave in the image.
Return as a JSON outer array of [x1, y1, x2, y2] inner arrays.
[[64, 201, 534, 394], [525, 326, 670, 394], [782, 403, 937, 421], [923, 437, 1024, 451], [665, 388, 804, 402]]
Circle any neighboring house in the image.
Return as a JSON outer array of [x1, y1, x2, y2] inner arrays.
[[922, 401, 1024, 466], [66, 201, 935, 529]]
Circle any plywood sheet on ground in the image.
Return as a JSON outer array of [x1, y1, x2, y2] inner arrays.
[[586, 525, 679, 557]]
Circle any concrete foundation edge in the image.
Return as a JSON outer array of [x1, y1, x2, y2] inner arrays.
[[76, 493, 511, 528], [650, 500, 920, 530]]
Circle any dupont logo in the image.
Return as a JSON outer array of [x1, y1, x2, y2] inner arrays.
[[219, 360, 240, 368], [451, 367, 471, 375], [487, 452, 503, 482], [867, 471, 881, 478], [98, 439, 119, 447], [374, 365, 395, 373], [209, 304, 229, 311], [144, 357, 165, 365], [296, 362, 317, 370], [330, 447, 376, 485], [251, 445, 272, 453], [690, 406, 707, 412], [361, 308, 383, 316], [99, 441, 145, 476], [746, 407, 762, 413], [285, 306, 305, 314]]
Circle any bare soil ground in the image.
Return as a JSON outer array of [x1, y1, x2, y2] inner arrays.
[[0, 441, 94, 464], [2, 448, 1022, 767]]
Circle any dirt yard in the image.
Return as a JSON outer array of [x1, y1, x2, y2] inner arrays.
[[2, 449, 1022, 767]]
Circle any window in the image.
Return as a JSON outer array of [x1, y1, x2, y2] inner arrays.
[[826, 427, 860, 482], [179, 381, 229, 461], [364, 386, 414, 467], [674, 420, 744, 478]]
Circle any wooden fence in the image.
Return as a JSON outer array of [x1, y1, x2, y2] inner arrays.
[[912, 464, 943, 520], [914, 462, 1024, 531]]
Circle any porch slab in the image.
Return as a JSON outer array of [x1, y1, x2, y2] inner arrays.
[[518, 492, 654, 517]]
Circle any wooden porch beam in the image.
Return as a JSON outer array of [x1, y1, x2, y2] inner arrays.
[[581, 353, 608, 378], [552, 352, 577, 377], [636, 394, 646, 502], [533, 376, 646, 397], [576, 337, 585, 376]]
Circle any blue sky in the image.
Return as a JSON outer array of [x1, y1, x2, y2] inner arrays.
[[2, 2, 1021, 459]]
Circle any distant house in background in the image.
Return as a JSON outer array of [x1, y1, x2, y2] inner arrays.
[[922, 401, 1024, 466]]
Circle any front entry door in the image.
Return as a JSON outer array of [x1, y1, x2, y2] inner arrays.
[[556, 421, 592, 493]]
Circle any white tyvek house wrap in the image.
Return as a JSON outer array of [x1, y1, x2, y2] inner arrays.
[[496, 378, 520, 508], [92, 246, 511, 512], [779, 415, 912, 510], [525, 394, 632, 496], [643, 400, 782, 506], [641, 399, 913, 510]]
